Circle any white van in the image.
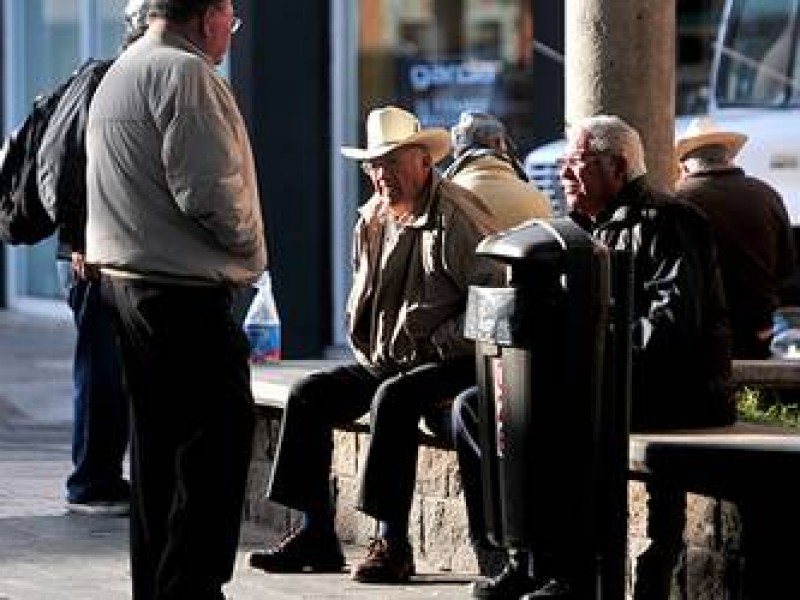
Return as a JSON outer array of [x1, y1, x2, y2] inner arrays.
[[525, 0, 800, 223]]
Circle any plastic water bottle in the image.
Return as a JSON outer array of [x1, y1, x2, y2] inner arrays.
[[770, 307, 800, 359], [243, 271, 281, 363]]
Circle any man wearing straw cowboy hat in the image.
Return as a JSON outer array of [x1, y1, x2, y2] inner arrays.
[[249, 105, 503, 584], [675, 116, 797, 358]]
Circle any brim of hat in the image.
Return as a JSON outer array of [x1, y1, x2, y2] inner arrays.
[[341, 129, 452, 164], [676, 131, 748, 161]]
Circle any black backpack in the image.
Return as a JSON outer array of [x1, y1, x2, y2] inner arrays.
[[37, 59, 112, 251], [0, 74, 75, 245]]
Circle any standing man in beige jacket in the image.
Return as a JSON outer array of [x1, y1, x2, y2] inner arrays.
[[85, 1, 266, 598]]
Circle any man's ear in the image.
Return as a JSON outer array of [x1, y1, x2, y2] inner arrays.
[[613, 154, 629, 182], [199, 8, 214, 38]]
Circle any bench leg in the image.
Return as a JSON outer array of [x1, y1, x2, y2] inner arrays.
[[632, 481, 686, 600], [739, 494, 800, 599]]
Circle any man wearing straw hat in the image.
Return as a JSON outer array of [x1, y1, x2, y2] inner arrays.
[[249, 105, 503, 584], [675, 116, 797, 358]]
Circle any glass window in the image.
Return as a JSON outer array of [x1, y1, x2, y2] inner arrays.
[[715, 0, 800, 107], [677, 0, 727, 114], [3, 0, 125, 310], [357, 0, 537, 159]]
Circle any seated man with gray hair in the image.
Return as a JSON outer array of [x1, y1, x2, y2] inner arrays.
[[562, 114, 735, 599]]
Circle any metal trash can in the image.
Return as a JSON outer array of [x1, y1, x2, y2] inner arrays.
[[464, 216, 614, 596]]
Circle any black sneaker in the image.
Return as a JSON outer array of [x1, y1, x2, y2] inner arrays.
[[248, 527, 345, 573], [470, 562, 542, 599], [521, 578, 574, 599], [351, 537, 415, 583]]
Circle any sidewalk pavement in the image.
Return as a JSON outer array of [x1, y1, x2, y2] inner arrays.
[[0, 310, 474, 599]]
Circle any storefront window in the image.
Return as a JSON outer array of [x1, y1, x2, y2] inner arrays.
[[357, 0, 537, 158], [3, 0, 125, 312]]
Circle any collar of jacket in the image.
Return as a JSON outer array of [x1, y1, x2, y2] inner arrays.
[[443, 148, 528, 182], [683, 166, 744, 180], [148, 26, 216, 66], [595, 175, 666, 229], [357, 170, 443, 229]]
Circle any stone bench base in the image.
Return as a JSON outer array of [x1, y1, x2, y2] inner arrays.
[[245, 406, 745, 597], [244, 407, 476, 572]]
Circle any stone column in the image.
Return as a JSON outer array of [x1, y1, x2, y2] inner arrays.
[[565, 0, 676, 191]]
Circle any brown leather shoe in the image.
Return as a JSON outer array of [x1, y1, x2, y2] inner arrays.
[[351, 537, 415, 583]]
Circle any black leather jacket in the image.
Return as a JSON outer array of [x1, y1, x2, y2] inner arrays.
[[37, 59, 112, 258], [589, 177, 735, 430]]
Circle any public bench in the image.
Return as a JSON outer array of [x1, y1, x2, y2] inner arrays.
[[246, 358, 800, 596], [245, 360, 469, 572], [629, 358, 800, 598]]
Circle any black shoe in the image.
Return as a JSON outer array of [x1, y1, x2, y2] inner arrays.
[[249, 527, 345, 573], [470, 562, 542, 599], [473, 543, 508, 578], [521, 578, 574, 599]]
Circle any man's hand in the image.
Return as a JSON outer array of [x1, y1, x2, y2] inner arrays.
[[71, 252, 100, 280]]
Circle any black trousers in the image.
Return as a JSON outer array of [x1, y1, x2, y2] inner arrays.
[[267, 358, 473, 524], [451, 385, 486, 547], [101, 277, 255, 600]]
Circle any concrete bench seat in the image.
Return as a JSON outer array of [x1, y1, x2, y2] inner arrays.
[[245, 358, 800, 597], [245, 360, 470, 573], [729, 357, 800, 390]]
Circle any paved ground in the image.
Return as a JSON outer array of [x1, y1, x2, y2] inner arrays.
[[0, 310, 474, 599]]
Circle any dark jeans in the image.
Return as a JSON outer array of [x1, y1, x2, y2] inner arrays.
[[101, 277, 255, 600], [267, 358, 473, 524], [452, 386, 486, 548], [63, 269, 129, 503]]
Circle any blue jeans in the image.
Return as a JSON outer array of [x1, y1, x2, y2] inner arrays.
[[60, 262, 129, 502]]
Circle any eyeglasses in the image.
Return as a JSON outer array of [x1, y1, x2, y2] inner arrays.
[[560, 151, 613, 170], [360, 154, 403, 174]]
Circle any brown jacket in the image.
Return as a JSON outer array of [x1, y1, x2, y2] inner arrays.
[[347, 171, 504, 376]]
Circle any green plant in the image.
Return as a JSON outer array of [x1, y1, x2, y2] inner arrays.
[[736, 387, 800, 428]]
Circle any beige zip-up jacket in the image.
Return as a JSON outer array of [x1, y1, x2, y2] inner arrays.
[[347, 171, 504, 376], [85, 28, 266, 286]]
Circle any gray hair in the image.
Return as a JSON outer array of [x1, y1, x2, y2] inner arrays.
[[568, 114, 647, 181], [148, 0, 220, 22], [681, 143, 731, 172]]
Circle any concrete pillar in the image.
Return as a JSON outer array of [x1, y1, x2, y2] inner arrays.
[[565, 1, 676, 191]]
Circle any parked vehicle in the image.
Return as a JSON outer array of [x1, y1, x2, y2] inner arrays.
[[525, 0, 800, 223]]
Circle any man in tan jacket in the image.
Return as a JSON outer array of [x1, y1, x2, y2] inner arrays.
[[445, 110, 553, 229], [445, 111, 554, 594], [249, 106, 503, 585]]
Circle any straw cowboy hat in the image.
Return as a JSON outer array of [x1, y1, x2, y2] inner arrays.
[[675, 116, 748, 161], [341, 106, 451, 164]]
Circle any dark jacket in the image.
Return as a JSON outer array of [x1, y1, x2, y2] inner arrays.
[[590, 177, 735, 430], [347, 171, 503, 376], [37, 59, 112, 257], [675, 167, 797, 358]]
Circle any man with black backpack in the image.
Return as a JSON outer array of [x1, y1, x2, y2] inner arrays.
[[33, 0, 150, 516]]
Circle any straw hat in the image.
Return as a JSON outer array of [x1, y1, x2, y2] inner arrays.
[[675, 116, 748, 161], [341, 106, 451, 164]]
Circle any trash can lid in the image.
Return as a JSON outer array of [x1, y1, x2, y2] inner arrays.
[[476, 217, 596, 264]]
